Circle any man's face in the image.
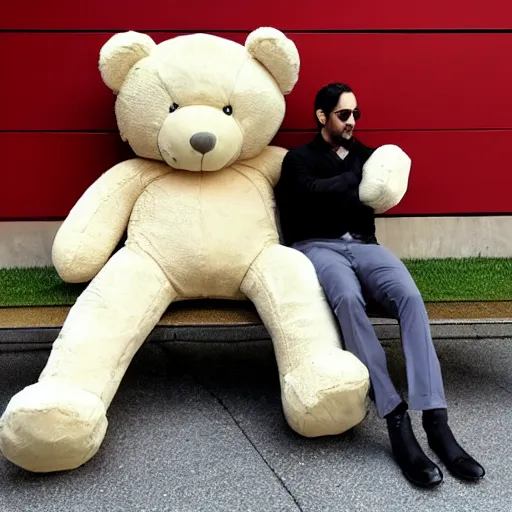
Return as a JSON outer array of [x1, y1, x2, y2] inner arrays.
[[323, 92, 359, 143]]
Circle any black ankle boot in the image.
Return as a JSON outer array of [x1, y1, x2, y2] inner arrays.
[[386, 402, 443, 488], [422, 408, 485, 481]]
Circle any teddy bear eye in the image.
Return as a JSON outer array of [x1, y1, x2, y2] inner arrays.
[[169, 103, 179, 113], [223, 105, 233, 116]]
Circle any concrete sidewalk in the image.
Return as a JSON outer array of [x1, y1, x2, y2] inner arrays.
[[1, 336, 511, 512]]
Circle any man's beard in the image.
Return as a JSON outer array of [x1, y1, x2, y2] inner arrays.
[[331, 128, 355, 149]]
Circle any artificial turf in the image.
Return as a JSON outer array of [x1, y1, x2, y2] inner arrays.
[[404, 257, 512, 302], [0, 258, 511, 307]]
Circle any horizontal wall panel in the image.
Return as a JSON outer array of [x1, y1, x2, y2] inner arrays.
[[2, 32, 512, 132], [273, 130, 512, 216], [1, 133, 132, 219], [2, 0, 512, 30], [1, 130, 511, 219]]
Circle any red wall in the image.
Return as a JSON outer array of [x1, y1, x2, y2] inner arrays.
[[2, 1, 512, 219]]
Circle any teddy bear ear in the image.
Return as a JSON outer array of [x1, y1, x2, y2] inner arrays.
[[245, 27, 300, 95], [99, 31, 156, 94]]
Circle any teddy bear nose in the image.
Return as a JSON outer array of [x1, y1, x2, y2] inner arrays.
[[190, 132, 217, 154]]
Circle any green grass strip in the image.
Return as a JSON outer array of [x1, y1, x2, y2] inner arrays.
[[0, 267, 86, 307], [0, 258, 511, 307], [404, 257, 512, 302]]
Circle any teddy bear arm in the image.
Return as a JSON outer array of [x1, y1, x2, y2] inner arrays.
[[248, 145, 288, 187], [52, 159, 167, 283]]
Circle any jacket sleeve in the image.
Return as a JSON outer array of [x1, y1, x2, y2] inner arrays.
[[281, 151, 360, 198]]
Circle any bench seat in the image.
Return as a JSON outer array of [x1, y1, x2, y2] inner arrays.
[[0, 298, 394, 344]]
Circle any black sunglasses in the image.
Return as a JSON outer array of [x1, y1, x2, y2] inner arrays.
[[333, 108, 361, 122]]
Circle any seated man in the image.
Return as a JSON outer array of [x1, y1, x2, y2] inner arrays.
[[274, 82, 485, 488]]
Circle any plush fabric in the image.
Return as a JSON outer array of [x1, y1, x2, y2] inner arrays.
[[359, 144, 411, 214], [0, 28, 391, 473]]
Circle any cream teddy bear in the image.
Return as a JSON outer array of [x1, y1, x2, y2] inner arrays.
[[0, 28, 408, 473]]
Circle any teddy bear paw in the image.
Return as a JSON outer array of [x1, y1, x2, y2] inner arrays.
[[281, 349, 370, 437], [0, 381, 108, 473]]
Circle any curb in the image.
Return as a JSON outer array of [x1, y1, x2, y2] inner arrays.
[[372, 318, 512, 340], [1, 318, 511, 348]]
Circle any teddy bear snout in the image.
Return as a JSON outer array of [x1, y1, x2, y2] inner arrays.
[[190, 132, 217, 154]]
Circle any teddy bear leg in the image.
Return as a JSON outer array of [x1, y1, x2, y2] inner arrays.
[[241, 244, 370, 438], [0, 246, 176, 473]]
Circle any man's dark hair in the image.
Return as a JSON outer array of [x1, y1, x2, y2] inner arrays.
[[314, 82, 353, 129]]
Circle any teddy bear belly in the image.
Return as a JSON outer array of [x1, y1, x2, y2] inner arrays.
[[126, 172, 279, 298]]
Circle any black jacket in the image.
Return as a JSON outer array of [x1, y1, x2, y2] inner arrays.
[[274, 132, 378, 246]]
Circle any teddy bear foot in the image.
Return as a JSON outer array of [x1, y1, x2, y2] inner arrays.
[[0, 380, 108, 473], [281, 349, 370, 438]]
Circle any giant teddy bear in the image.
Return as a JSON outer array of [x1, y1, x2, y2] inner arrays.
[[0, 28, 410, 473]]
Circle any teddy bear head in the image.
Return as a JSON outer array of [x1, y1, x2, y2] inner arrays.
[[98, 28, 300, 172]]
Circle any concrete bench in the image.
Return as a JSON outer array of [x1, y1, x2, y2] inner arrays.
[[3, 295, 512, 346], [0, 296, 394, 346]]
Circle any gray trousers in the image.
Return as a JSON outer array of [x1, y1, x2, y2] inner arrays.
[[293, 237, 447, 418]]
